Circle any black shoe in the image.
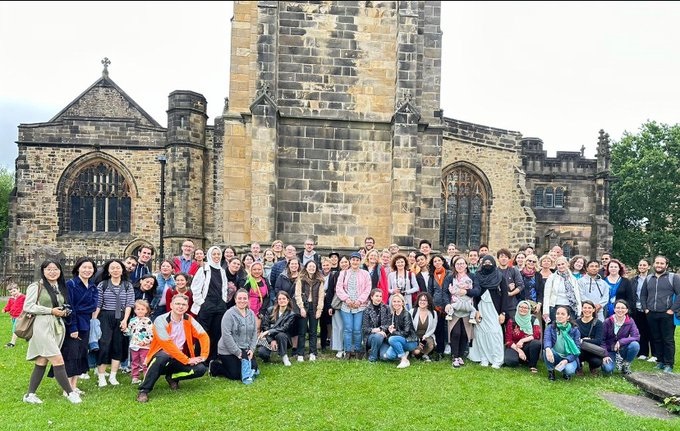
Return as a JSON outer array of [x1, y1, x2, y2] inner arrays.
[[432, 352, 442, 362], [5, 343, 15, 348], [548, 370, 556, 381], [136, 391, 149, 403], [356, 351, 365, 360], [563, 373, 571, 381], [165, 375, 179, 390]]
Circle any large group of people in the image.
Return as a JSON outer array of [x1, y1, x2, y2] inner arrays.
[[7, 237, 680, 404]]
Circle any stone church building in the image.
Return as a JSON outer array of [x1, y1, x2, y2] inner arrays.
[[6, 1, 612, 261]]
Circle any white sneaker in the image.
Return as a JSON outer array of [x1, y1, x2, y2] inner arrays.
[[78, 373, 90, 380], [491, 363, 502, 369], [638, 355, 648, 361], [647, 356, 658, 363], [108, 376, 120, 386], [63, 388, 85, 397], [23, 393, 43, 404], [282, 355, 292, 367], [131, 378, 142, 385], [297, 355, 304, 362], [397, 359, 411, 369], [309, 353, 317, 362], [480, 361, 489, 367], [335, 351, 345, 359], [98, 375, 108, 387], [444, 344, 451, 355], [65, 391, 82, 404]]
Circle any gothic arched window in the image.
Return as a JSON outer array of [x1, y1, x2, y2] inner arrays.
[[68, 162, 131, 233], [534, 187, 544, 207], [440, 165, 490, 250]]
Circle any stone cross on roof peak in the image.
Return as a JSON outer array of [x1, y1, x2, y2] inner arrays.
[[101, 57, 111, 78]]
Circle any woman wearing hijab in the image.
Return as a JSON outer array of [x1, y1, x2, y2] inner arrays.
[[468, 255, 509, 369], [542, 256, 582, 323], [543, 305, 582, 381], [191, 245, 235, 362], [503, 300, 542, 372]]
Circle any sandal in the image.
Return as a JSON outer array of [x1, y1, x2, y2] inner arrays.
[[530, 367, 538, 373]]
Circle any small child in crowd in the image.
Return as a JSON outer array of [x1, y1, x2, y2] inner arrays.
[[127, 299, 154, 384], [3, 283, 25, 348]]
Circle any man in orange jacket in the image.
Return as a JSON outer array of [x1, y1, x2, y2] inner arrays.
[[137, 294, 209, 403]]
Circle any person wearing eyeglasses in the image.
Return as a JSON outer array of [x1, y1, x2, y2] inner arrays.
[[136, 294, 209, 403]]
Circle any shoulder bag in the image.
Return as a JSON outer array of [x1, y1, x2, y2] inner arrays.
[[15, 282, 43, 340], [580, 321, 607, 358]]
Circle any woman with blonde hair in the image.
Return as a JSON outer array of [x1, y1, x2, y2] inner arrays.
[[543, 256, 582, 323]]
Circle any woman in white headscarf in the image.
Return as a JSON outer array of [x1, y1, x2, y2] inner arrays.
[[191, 246, 234, 362]]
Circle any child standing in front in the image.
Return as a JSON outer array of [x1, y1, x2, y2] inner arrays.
[[3, 283, 25, 347], [127, 300, 153, 384]]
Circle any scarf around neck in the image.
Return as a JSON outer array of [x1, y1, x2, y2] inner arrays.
[[434, 267, 446, 287], [207, 246, 223, 270], [555, 322, 580, 356]]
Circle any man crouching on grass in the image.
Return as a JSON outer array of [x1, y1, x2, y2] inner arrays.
[[137, 294, 209, 402]]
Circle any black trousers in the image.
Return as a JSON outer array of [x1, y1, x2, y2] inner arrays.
[[257, 332, 289, 361], [211, 353, 258, 381], [139, 351, 206, 393], [197, 306, 227, 361], [503, 340, 542, 368], [578, 351, 604, 371], [647, 311, 676, 367], [632, 309, 655, 357], [434, 310, 448, 354], [319, 308, 331, 350], [449, 319, 468, 358]]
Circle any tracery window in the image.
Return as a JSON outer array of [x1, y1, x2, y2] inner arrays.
[[440, 165, 489, 250], [69, 162, 131, 233]]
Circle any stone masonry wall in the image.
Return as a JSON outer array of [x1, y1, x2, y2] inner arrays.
[[442, 119, 535, 253]]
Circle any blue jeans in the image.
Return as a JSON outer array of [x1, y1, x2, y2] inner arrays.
[[543, 351, 578, 376], [602, 341, 640, 374], [341, 310, 364, 353], [383, 336, 419, 360], [367, 333, 386, 362]]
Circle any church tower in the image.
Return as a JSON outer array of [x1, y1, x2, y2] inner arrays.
[[164, 91, 209, 253], [221, 0, 443, 248]]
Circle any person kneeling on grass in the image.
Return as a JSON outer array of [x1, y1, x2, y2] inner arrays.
[[503, 300, 542, 373], [543, 305, 581, 381], [257, 291, 295, 366], [208, 289, 259, 384], [601, 300, 640, 376], [136, 294, 209, 403], [382, 294, 418, 369]]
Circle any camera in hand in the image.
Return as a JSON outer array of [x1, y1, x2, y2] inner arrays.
[[60, 304, 73, 317]]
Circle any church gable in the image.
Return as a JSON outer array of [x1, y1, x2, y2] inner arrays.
[[50, 73, 161, 127]]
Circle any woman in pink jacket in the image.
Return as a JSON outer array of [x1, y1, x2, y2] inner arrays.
[[336, 252, 372, 359]]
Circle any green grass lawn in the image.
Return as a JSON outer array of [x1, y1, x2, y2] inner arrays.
[[1, 304, 678, 430]]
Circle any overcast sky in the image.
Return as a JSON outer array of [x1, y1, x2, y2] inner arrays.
[[2, 1, 680, 171]]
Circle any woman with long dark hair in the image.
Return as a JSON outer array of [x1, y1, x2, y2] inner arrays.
[[294, 260, 325, 362], [258, 291, 296, 366], [543, 305, 582, 381], [22, 259, 81, 404], [93, 258, 134, 387], [55, 257, 98, 396], [427, 254, 452, 361]]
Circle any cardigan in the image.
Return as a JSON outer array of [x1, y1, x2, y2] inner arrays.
[[601, 315, 640, 352]]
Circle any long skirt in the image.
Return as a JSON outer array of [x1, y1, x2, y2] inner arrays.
[[468, 290, 504, 366]]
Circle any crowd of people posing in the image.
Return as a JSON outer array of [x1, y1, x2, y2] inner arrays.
[[11, 237, 680, 404]]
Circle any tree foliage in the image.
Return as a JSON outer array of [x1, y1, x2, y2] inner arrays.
[[610, 121, 680, 269]]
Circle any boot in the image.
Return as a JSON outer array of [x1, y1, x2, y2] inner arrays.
[[548, 370, 555, 381]]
